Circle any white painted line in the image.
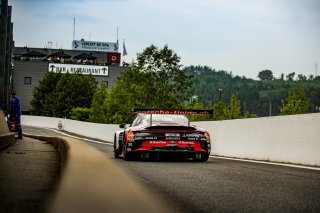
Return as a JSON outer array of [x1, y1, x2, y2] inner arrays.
[[27, 127, 113, 146], [210, 155, 320, 171]]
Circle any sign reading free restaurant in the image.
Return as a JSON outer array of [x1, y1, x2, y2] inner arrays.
[[48, 63, 109, 76], [72, 40, 118, 52]]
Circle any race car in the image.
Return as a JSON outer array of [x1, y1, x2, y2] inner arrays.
[[114, 108, 212, 161]]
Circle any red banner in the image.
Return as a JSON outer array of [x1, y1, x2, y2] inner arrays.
[[107, 52, 121, 65]]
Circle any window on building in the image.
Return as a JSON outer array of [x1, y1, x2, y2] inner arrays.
[[24, 77, 32, 84]]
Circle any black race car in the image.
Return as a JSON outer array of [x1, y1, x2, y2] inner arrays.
[[114, 109, 212, 161]]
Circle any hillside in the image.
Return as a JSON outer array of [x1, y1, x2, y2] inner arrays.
[[186, 65, 320, 117]]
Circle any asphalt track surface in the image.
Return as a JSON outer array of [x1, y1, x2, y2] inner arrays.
[[24, 126, 320, 213]]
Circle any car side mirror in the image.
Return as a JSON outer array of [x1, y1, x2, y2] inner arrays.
[[119, 123, 126, 128]]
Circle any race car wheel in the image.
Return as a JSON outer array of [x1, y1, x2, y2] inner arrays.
[[201, 153, 210, 162], [114, 134, 122, 158], [123, 145, 133, 161]]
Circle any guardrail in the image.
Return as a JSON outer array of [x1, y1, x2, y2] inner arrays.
[[22, 115, 119, 142], [22, 113, 320, 167], [0, 110, 15, 149], [24, 134, 170, 213]]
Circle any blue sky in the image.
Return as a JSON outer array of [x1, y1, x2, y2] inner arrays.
[[8, 0, 320, 79]]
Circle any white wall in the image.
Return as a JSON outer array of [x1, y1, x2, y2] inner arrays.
[[22, 113, 320, 166], [22, 115, 120, 142], [192, 113, 320, 166]]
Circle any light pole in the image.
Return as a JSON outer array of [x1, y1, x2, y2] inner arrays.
[[218, 88, 223, 101]]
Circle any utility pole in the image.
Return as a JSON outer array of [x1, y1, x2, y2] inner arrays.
[[269, 101, 272, 116], [0, 0, 13, 112]]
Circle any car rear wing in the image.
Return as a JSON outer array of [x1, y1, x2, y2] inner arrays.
[[132, 108, 213, 115], [132, 108, 213, 126]]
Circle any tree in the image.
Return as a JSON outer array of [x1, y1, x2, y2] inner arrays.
[[31, 72, 97, 118], [280, 87, 311, 115], [286, 72, 295, 81], [30, 72, 62, 115], [213, 95, 241, 120], [103, 66, 154, 123], [186, 65, 320, 117], [189, 98, 210, 121], [297, 74, 307, 81], [136, 45, 193, 106], [71, 107, 90, 121], [258, 70, 274, 81], [224, 95, 241, 119], [51, 73, 97, 118], [102, 45, 193, 123], [213, 101, 227, 120], [279, 73, 284, 81], [89, 81, 108, 123]]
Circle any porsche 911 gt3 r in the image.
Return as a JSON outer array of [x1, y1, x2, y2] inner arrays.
[[114, 109, 212, 161]]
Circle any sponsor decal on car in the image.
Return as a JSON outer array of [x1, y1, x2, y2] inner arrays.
[[149, 141, 167, 144], [132, 108, 213, 115]]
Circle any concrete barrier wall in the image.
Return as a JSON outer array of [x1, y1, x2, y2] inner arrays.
[[22, 113, 320, 166], [0, 110, 15, 149], [24, 134, 171, 213], [22, 116, 119, 142], [191, 113, 320, 166]]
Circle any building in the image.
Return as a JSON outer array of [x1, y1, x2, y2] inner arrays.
[[12, 46, 127, 113], [0, 0, 14, 112]]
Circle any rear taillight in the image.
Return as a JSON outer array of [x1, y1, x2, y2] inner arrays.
[[126, 131, 135, 142], [205, 132, 210, 143]]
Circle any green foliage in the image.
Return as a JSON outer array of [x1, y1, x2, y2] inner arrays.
[[136, 45, 193, 106], [31, 72, 97, 118], [224, 95, 241, 119], [213, 101, 227, 120], [103, 66, 146, 123], [51, 73, 97, 118], [189, 98, 211, 121], [213, 95, 241, 120], [71, 107, 91, 121], [101, 45, 193, 124], [31, 72, 62, 116], [258, 70, 274, 81], [280, 87, 311, 115], [243, 113, 257, 118], [286, 72, 295, 81], [187, 65, 320, 116], [89, 81, 108, 123]]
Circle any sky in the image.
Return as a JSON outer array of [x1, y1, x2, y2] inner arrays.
[[8, 0, 320, 79]]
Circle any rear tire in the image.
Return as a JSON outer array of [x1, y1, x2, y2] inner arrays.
[[123, 145, 133, 161], [201, 153, 209, 162], [114, 134, 121, 158]]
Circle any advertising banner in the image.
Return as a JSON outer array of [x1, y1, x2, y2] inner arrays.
[[107, 52, 121, 65], [48, 63, 109, 76], [72, 40, 118, 52]]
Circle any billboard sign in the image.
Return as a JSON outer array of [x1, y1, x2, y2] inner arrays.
[[72, 40, 118, 52], [107, 52, 121, 65], [48, 63, 109, 76]]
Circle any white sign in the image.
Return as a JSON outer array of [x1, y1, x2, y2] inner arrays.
[[48, 63, 109, 76], [72, 40, 118, 52]]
